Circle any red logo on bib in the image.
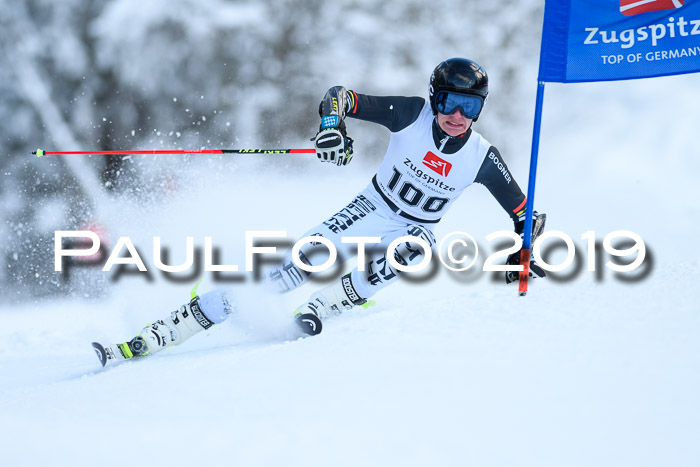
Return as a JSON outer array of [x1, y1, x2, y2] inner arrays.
[[422, 151, 452, 177], [620, 0, 684, 16]]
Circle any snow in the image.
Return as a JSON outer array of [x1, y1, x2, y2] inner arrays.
[[1, 265, 698, 466], [3, 70, 700, 465], [2, 6, 700, 467]]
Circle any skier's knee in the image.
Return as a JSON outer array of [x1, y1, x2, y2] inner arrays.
[[392, 224, 436, 268], [198, 289, 234, 324], [266, 234, 328, 293]]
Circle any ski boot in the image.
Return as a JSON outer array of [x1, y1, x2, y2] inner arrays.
[[92, 290, 232, 367], [137, 295, 215, 355], [294, 273, 367, 336]]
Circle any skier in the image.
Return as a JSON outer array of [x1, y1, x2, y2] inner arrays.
[[93, 57, 547, 366]]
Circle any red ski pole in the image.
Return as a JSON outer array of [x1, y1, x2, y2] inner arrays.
[[33, 148, 315, 157]]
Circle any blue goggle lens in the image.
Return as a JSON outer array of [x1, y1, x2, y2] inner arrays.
[[435, 92, 483, 119]]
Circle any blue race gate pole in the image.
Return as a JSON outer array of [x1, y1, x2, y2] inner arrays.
[[519, 80, 546, 296]]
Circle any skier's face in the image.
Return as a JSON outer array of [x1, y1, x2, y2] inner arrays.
[[437, 109, 471, 137]]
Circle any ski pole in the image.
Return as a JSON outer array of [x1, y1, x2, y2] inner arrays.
[[33, 148, 316, 157]]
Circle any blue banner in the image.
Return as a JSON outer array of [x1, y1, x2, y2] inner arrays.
[[539, 0, 700, 82]]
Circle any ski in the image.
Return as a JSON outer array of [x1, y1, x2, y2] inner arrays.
[[295, 312, 323, 336], [91, 336, 149, 368], [92, 312, 318, 368]]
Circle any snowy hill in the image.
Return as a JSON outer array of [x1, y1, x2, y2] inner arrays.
[[2, 0, 700, 462], [2, 72, 700, 466]]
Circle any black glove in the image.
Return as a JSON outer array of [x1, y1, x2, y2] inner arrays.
[[505, 251, 546, 284], [505, 211, 547, 284], [312, 119, 354, 167]]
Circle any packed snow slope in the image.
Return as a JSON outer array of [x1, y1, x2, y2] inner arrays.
[[1, 76, 699, 467]]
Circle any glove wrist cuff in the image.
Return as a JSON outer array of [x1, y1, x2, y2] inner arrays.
[[321, 115, 340, 129]]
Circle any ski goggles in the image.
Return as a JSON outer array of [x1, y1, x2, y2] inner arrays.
[[434, 92, 484, 119]]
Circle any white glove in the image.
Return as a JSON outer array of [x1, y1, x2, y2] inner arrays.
[[313, 123, 354, 167]]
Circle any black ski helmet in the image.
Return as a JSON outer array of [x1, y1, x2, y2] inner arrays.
[[429, 58, 489, 120]]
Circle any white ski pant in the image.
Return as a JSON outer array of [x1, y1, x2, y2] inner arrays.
[[266, 185, 437, 300], [194, 185, 437, 322]]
